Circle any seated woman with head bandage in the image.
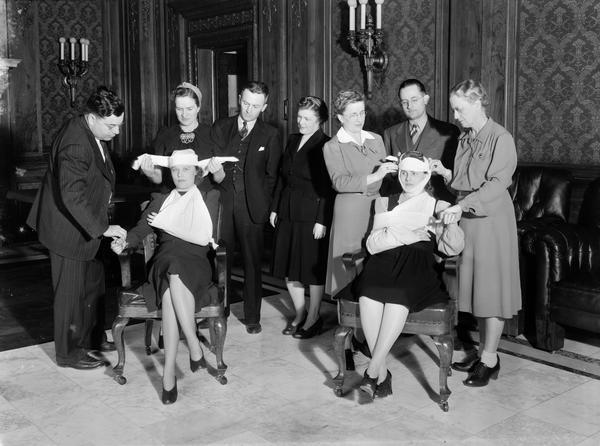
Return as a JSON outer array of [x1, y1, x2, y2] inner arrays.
[[111, 149, 216, 405], [340, 151, 464, 400]]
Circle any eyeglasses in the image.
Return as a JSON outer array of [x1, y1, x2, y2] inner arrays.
[[240, 100, 264, 111], [399, 97, 424, 108], [344, 110, 366, 120]]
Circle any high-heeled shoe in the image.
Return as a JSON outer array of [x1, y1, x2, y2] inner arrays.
[[374, 370, 392, 398], [190, 355, 206, 372], [282, 314, 306, 335], [452, 355, 480, 373], [162, 379, 178, 404], [359, 370, 378, 399], [463, 356, 500, 387], [292, 317, 323, 339]]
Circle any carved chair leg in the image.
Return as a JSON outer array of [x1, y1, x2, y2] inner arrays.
[[144, 320, 154, 355], [112, 316, 130, 385], [432, 333, 453, 411], [333, 326, 354, 397], [211, 315, 228, 385]]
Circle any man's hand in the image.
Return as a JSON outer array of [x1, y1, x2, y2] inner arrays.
[[103, 225, 127, 240]]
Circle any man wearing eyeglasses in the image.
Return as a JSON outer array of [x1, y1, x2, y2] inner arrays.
[[209, 81, 282, 334], [383, 79, 459, 201], [27, 86, 127, 369]]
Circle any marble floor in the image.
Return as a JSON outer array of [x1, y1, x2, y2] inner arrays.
[[1, 291, 600, 446]]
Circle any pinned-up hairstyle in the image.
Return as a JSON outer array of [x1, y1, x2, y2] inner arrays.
[[172, 82, 202, 107], [297, 96, 329, 124], [450, 79, 490, 107]]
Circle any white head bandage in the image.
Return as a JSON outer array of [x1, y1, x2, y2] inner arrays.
[[398, 154, 431, 196], [168, 149, 199, 167]]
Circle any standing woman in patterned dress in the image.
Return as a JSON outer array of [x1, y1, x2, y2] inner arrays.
[[323, 90, 398, 298], [435, 79, 521, 387]]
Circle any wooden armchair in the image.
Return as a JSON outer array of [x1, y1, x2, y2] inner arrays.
[[332, 251, 457, 412], [111, 198, 228, 386]]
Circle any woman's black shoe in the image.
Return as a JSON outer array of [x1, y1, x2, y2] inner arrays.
[[359, 370, 378, 399], [374, 370, 393, 398], [292, 317, 323, 339], [162, 379, 178, 404], [282, 315, 306, 335], [190, 355, 206, 372], [452, 356, 480, 373], [463, 357, 500, 387]]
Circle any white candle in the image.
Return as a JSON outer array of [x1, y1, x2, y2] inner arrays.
[[375, 0, 384, 29], [69, 37, 76, 60], [59, 37, 65, 61], [348, 0, 357, 31], [359, 0, 367, 30], [85, 39, 89, 61]]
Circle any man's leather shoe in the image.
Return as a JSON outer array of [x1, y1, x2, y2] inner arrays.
[[58, 355, 104, 370], [246, 323, 262, 334], [452, 355, 480, 373], [99, 340, 116, 352], [463, 357, 500, 387]]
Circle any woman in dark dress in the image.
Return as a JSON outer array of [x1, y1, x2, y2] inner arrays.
[[112, 149, 215, 405], [352, 152, 464, 400], [140, 83, 222, 190], [269, 96, 334, 338]]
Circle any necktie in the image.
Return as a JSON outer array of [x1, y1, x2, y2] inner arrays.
[[239, 120, 248, 140], [410, 123, 419, 143]]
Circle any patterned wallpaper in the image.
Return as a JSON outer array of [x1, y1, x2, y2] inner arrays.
[[38, 0, 105, 150], [517, 0, 600, 165], [331, 0, 437, 136]]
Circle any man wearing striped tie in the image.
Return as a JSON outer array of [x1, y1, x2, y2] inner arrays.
[[383, 79, 460, 202]]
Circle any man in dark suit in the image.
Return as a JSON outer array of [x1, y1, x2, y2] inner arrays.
[[27, 87, 127, 369], [209, 81, 282, 334], [383, 79, 460, 201]]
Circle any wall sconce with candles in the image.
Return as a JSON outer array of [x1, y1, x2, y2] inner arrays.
[[58, 37, 89, 107], [347, 0, 388, 99]]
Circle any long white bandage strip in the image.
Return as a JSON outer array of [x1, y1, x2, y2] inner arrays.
[[132, 154, 238, 177]]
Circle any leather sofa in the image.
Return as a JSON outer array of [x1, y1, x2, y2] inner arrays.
[[507, 166, 573, 336], [526, 178, 600, 351]]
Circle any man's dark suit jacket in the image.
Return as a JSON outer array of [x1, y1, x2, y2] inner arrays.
[[27, 116, 115, 260], [383, 114, 460, 168], [211, 116, 281, 224], [383, 115, 460, 202], [271, 129, 333, 225]]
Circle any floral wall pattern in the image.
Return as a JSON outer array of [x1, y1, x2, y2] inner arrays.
[[517, 0, 600, 165], [331, 0, 438, 135], [38, 0, 105, 150]]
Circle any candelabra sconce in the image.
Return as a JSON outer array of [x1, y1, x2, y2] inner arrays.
[[347, 0, 388, 99], [58, 37, 89, 107]]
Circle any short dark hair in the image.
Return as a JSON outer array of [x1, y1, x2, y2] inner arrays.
[[240, 81, 270, 100], [297, 96, 328, 124], [397, 79, 427, 98], [86, 86, 124, 117]]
